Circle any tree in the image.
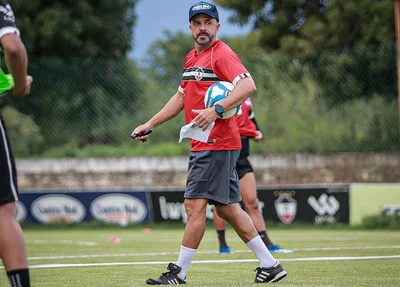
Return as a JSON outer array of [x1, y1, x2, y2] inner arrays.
[[214, 0, 395, 60], [10, 0, 138, 58], [4, 1, 144, 153], [145, 31, 193, 85], [214, 0, 396, 104]]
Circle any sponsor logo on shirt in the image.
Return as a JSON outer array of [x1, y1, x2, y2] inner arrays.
[[194, 67, 204, 81]]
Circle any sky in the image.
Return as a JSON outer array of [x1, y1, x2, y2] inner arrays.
[[129, 0, 251, 64]]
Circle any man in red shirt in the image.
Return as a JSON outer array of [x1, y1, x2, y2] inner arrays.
[[213, 98, 294, 254], [132, 2, 287, 284]]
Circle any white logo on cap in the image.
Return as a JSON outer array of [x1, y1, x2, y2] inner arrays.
[[192, 4, 211, 11]]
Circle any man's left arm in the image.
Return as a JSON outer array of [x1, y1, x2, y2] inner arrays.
[[212, 48, 257, 114], [192, 48, 256, 130], [217, 77, 256, 114], [191, 77, 256, 130]]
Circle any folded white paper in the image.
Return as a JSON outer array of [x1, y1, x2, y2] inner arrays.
[[179, 121, 215, 143]]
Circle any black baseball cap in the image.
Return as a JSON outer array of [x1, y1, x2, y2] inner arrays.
[[189, 2, 219, 23]]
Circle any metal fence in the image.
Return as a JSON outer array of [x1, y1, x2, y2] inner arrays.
[[1, 45, 398, 158]]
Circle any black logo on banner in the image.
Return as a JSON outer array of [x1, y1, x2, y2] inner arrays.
[[151, 185, 349, 225]]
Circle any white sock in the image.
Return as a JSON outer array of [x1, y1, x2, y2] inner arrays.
[[176, 245, 197, 280], [247, 235, 276, 268]]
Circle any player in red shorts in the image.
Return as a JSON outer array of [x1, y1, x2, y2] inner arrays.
[[213, 98, 294, 254], [132, 1, 286, 284]]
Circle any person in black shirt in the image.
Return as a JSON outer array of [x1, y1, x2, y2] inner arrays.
[[0, 1, 33, 286]]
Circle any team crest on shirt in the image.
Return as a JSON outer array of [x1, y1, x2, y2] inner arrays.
[[194, 67, 204, 81]]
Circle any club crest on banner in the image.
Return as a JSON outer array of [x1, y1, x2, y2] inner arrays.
[[195, 67, 204, 81], [274, 193, 297, 224]]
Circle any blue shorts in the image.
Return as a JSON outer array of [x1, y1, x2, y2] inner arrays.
[[185, 150, 241, 205]]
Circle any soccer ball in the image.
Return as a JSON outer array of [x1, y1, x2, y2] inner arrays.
[[204, 81, 240, 119]]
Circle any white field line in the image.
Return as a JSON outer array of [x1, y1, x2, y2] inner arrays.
[[26, 240, 98, 246], [27, 245, 400, 261], [1, 255, 399, 270]]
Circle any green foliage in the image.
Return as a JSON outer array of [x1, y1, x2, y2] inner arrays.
[[5, 49, 397, 158], [42, 141, 191, 158], [310, 45, 396, 104], [223, 32, 267, 60], [213, 1, 396, 108], [3, 1, 144, 156], [1, 106, 44, 156], [41, 140, 80, 158], [249, 59, 398, 153], [10, 57, 145, 151], [215, 0, 395, 59], [3, 0, 398, 158], [145, 31, 192, 83], [9, 0, 138, 58], [361, 213, 400, 229]]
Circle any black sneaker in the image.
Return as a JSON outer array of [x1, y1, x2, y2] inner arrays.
[[254, 261, 287, 283], [146, 263, 187, 285]]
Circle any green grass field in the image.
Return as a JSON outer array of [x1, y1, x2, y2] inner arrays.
[[1, 226, 399, 286]]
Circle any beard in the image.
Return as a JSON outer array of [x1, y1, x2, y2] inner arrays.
[[194, 32, 214, 45]]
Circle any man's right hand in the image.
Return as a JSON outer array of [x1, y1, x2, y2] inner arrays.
[[131, 124, 153, 142], [9, 75, 33, 97]]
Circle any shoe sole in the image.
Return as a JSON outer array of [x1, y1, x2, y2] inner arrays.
[[269, 270, 287, 283], [146, 278, 186, 285], [255, 270, 287, 284], [146, 279, 158, 285]]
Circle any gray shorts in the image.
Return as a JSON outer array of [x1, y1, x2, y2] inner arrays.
[[185, 150, 241, 205]]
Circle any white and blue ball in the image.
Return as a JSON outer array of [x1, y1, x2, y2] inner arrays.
[[204, 81, 240, 119]]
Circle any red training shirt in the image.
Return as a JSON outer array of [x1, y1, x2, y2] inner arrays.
[[235, 98, 259, 138], [179, 40, 252, 151]]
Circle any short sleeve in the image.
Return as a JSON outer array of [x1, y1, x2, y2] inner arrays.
[[178, 84, 185, 95], [213, 44, 251, 85], [0, 1, 19, 39], [179, 70, 188, 95], [178, 53, 193, 95]]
